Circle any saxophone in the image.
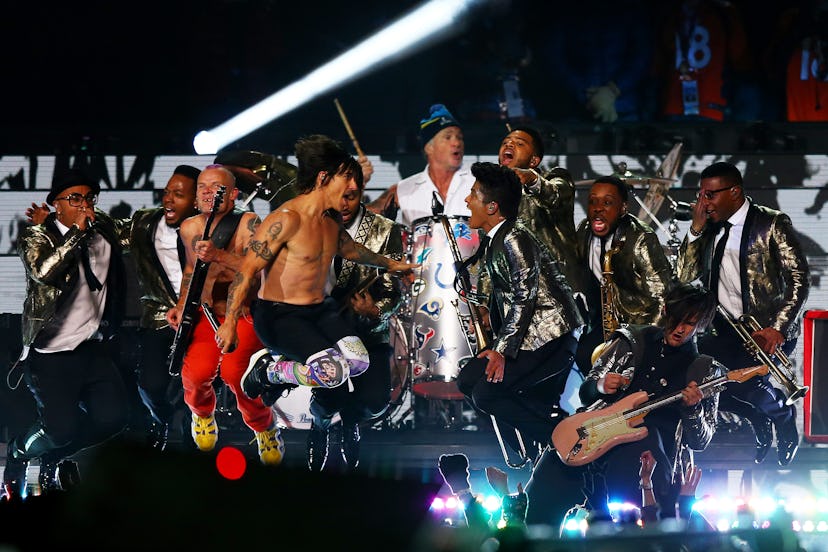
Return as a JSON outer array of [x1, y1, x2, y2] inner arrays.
[[600, 240, 624, 341], [591, 239, 625, 365]]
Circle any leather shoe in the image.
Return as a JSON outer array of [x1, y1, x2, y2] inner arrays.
[[341, 422, 360, 471], [777, 438, 799, 466], [307, 423, 329, 472], [775, 411, 799, 466], [747, 414, 773, 464], [2, 448, 29, 501], [38, 457, 60, 493], [148, 420, 169, 451]]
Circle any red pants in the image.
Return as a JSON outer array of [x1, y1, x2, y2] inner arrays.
[[181, 312, 273, 433]]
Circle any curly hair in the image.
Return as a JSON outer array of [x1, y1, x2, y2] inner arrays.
[[294, 134, 363, 193], [470, 162, 522, 219]]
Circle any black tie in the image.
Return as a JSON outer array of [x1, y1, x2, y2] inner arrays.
[[79, 240, 103, 291], [460, 234, 490, 272], [709, 221, 732, 298]]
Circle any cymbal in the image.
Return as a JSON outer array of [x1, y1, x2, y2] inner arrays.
[[214, 150, 297, 196], [575, 175, 677, 188]]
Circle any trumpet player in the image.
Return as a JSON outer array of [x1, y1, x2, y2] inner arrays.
[[677, 161, 810, 466]]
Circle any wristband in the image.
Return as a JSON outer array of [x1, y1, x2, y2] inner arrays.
[[689, 225, 703, 237]]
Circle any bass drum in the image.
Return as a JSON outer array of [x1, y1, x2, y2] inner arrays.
[[272, 386, 340, 430], [406, 215, 482, 400]]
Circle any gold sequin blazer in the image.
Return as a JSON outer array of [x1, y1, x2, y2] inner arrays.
[[676, 202, 810, 341]]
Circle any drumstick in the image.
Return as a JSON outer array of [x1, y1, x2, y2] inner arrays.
[[334, 98, 365, 158]]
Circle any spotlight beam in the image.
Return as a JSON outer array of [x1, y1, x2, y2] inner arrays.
[[194, 0, 487, 154]]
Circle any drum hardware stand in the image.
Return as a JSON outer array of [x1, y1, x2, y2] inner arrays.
[[441, 216, 533, 461]]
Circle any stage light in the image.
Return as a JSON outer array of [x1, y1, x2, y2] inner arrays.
[[193, 0, 487, 154], [431, 497, 446, 511], [482, 494, 501, 512], [445, 496, 458, 509], [215, 446, 246, 480]]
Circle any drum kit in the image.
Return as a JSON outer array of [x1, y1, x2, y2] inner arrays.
[[263, 214, 484, 431], [380, 215, 485, 429]]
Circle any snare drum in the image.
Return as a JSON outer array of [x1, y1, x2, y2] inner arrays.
[[406, 215, 483, 399], [272, 386, 340, 430]]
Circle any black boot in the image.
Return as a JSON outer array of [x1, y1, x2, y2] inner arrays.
[[148, 420, 169, 451], [38, 457, 61, 494], [242, 349, 297, 404], [341, 422, 360, 471], [56, 460, 81, 490], [747, 414, 773, 464], [307, 423, 329, 472], [2, 447, 29, 501], [775, 406, 799, 467]]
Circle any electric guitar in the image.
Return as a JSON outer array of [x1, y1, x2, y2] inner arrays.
[[337, 269, 383, 314], [167, 186, 226, 376], [551, 364, 769, 466]]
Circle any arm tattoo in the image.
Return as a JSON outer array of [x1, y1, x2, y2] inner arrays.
[[247, 216, 261, 233], [249, 239, 275, 261], [355, 242, 390, 269], [226, 272, 245, 318], [190, 235, 199, 250], [266, 221, 282, 240]]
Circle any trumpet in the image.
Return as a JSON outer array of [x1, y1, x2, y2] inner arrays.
[[716, 305, 808, 405]]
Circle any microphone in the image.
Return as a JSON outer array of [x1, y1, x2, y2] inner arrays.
[[431, 191, 444, 216]]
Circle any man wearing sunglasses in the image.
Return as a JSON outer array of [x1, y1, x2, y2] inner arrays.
[[677, 161, 810, 466], [3, 169, 130, 500]]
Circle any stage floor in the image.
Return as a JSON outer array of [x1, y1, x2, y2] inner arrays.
[[3, 419, 828, 551]]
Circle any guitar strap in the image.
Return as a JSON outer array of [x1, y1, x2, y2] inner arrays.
[[209, 209, 245, 249]]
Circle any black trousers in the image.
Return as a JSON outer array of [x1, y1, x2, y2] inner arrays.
[[457, 332, 578, 445], [135, 326, 180, 425], [252, 298, 355, 363], [13, 340, 128, 461], [310, 342, 392, 429], [698, 325, 796, 428], [525, 448, 588, 528]]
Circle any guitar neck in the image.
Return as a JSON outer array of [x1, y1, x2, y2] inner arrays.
[[623, 374, 728, 420]]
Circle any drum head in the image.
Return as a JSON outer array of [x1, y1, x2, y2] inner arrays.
[[406, 215, 482, 400], [272, 386, 340, 430]]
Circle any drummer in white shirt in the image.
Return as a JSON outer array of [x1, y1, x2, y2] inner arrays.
[[367, 103, 475, 227]]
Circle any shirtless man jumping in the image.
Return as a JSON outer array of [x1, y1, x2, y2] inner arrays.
[[215, 135, 416, 400]]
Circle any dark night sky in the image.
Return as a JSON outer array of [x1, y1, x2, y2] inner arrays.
[[2, 0, 531, 154]]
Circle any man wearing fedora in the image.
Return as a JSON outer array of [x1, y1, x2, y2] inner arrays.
[[2, 169, 129, 500]]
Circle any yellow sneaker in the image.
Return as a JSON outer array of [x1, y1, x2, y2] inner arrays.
[[255, 427, 285, 466], [191, 413, 218, 451]]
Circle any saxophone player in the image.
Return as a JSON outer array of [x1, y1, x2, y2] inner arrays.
[[677, 161, 810, 466], [573, 176, 675, 376]]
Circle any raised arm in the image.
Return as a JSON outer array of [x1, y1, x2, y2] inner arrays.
[[337, 226, 418, 273]]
